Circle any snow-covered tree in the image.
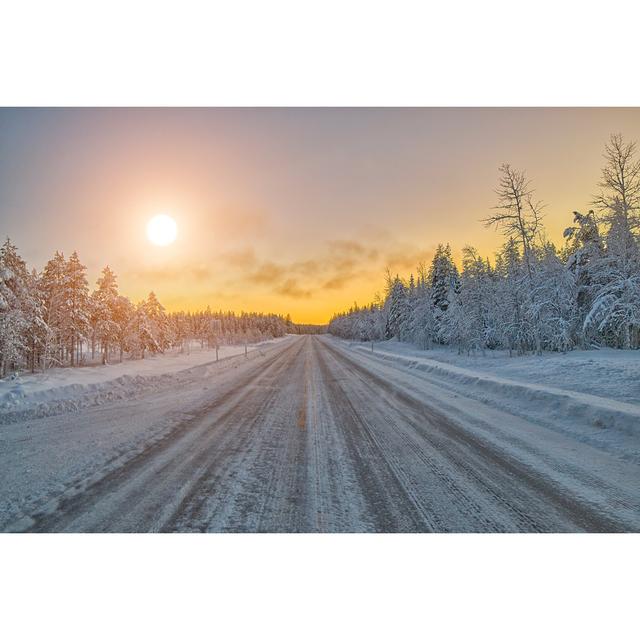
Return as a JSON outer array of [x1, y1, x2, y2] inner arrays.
[[125, 292, 169, 359], [454, 246, 496, 353], [406, 279, 436, 349], [384, 276, 409, 339], [428, 244, 460, 344], [0, 239, 32, 377], [63, 251, 90, 366], [23, 269, 48, 372], [330, 136, 640, 355], [532, 243, 578, 352], [91, 266, 120, 364], [40, 251, 68, 368], [429, 244, 459, 313], [563, 210, 605, 346], [484, 164, 545, 353], [113, 295, 135, 362], [593, 134, 640, 242], [587, 134, 640, 348]]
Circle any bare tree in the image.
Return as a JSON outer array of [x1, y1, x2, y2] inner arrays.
[[589, 134, 640, 348], [483, 163, 544, 280], [592, 133, 640, 235], [483, 164, 545, 353]]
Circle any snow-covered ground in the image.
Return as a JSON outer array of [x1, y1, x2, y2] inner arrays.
[[354, 339, 640, 405], [345, 338, 640, 460], [0, 337, 291, 424], [1, 335, 638, 532]]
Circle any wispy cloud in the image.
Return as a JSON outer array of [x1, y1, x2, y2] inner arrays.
[[252, 261, 287, 284], [221, 237, 434, 301], [127, 263, 212, 283], [223, 247, 257, 268], [275, 278, 312, 298]]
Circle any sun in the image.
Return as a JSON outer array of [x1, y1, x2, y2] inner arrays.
[[147, 214, 177, 246]]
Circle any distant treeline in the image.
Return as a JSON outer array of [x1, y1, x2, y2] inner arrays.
[[290, 323, 328, 335], [0, 245, 321, 377], [329, 134, 640, 354]]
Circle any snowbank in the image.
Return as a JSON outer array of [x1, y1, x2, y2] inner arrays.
[[346, 340, 640, 436], [0, 338, 290, 424]]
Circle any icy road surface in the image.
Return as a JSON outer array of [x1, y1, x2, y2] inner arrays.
[[2, 335, 639, 532]]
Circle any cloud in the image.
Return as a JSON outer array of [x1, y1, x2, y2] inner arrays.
[[321, 273, 356, 290], [252, 261, 287, 284], [290, 259, 319, 276], [383, 247, 435, 272], [223, 247, 257, 268], [329, 240, 379, 261], [128, 263, 212, 283], [274, 278, 312, 298], [234, 256, 319, 286], [220, 236, 434, 300]]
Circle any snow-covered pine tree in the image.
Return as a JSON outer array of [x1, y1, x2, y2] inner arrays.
[[113, 295, 134, 362], [0, 240, 48, 375], [456, 246, 495, 353], [23, 268, 48, 372], [0, 239, 30, 377], [64, 251, 91, 366], [144, 291, 169, 351], [428, 244, 459, 343], [40, 251, 68, 368], [407, 278, 435, 349], [532, 242, 578, 352], [368, 300, 386, 342], [493, 239, 532, 355], [429, 244, 459, 313], [127, 301, 156, 359], [439, 285, 467, 353], [563, 210, 605, 347], [91, 266, 120, 364], [384, 276, 409, 339], [127, 291, 169, 359]]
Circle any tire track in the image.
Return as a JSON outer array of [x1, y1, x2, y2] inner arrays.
[[172, 338, 310, 532], [8, 335, 637, 533], [320, 338, 631, 532], [10, 338, 304, 532], [314, 339, 436, 532]]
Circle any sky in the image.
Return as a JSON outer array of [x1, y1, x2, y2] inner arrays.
[[1, 107, 640, 323]]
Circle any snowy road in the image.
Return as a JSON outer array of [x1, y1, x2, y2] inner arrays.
[[2, 335, 639, 532]]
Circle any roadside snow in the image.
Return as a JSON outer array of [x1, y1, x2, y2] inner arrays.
[[342, 339, 640, 448], [352, 340, 640, 404], [0, 337, 290, 424]]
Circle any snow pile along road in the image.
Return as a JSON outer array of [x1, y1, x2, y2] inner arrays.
[[348, 341, 640, 442], [0, 338, 290, 424]]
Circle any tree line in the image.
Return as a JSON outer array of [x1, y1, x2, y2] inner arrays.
[[0, 247, 300, 377], [329, 134, 640, 354]]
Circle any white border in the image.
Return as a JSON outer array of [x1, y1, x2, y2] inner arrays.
[[2, 0, 640, 106], [1, 533, 638, 639]]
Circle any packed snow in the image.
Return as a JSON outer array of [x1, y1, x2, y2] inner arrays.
[[354, 339, 640, 405], [0, 337, 290, 424], [345, 338, 640, 461], [1, 335, 638, 532]]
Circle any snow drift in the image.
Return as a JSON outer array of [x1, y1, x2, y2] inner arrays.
[[0, 338, 289, 424], [348, 341, 640, 437]]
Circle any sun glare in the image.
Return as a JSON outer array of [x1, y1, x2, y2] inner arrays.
[[147, 214, 177, 246]]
